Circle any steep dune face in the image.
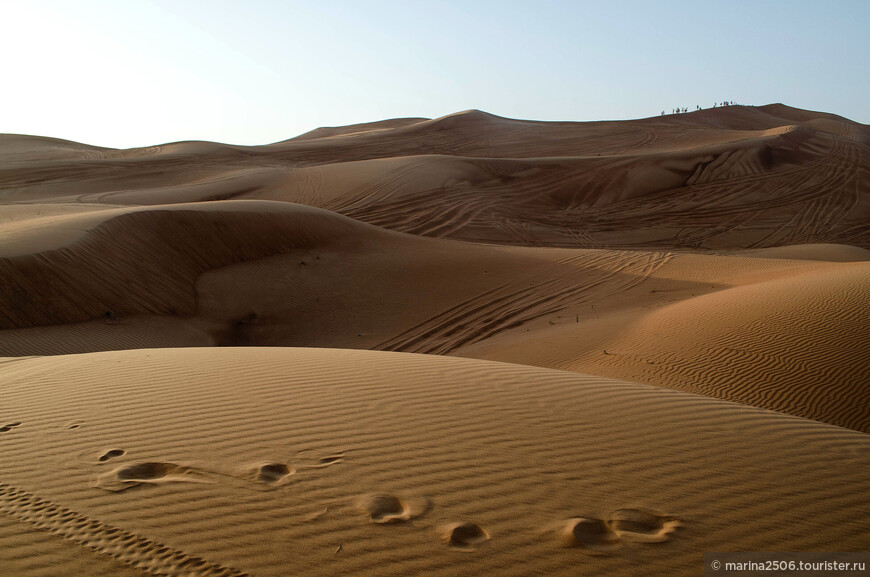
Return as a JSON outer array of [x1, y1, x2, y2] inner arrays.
[[0, 202, 371, 329]]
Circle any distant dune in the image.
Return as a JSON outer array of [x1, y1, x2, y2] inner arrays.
[[2, 103, 867, 247], [0, 104, 868, 576]]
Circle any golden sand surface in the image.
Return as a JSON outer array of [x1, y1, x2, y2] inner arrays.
[[1, 104, 868, 575]]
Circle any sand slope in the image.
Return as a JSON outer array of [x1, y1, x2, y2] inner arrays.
[[1, 196, 866, 433], [2, 103, 867, 249], [1, 222, 868, 433], [0, 200, 635, 348], [1, 348, 868, 577], [458, 251, 870, 432], [1, 106, 869, 574]]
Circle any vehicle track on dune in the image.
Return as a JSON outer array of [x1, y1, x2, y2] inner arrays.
[[336, 159, 609, 243], [580, 135, 864, 248], [0, 482, 249, 577], [329, 128, 866, 250], [341, 183, 504, 239], [320, 159, 430, 213], [281, 165, 324, 208], [376, 251, 672, 355], [782, 139, 862, 244]]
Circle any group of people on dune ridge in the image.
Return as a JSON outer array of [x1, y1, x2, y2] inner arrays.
[[663, 101, 738, 115]]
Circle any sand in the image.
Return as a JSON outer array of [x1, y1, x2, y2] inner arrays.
[[2, 348, 869, 577], [0, 104, 868, 575]]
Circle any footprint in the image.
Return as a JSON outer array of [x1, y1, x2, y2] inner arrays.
[[116, 462, 182, 481], [355, 494, 429, 524], [255, 463, 295, 486], [98, 449, 126, 463], [556, 517, 621, 553], [0, 422, 21, 433], [607, 509, 680, 543], [92, 462, 209, 492], [441, 522, 489, 550]]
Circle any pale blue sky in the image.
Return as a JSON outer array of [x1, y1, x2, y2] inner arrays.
[[2, 0, 867, 148]]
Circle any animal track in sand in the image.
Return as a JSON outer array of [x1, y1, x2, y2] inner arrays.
[[0, 421, 21, 433], [355, 494, 430, 524], [606, 508, 681, 543], [92, 461, 209, 492], [441, 522, 490, 550], [255, 463, 295, 486], [98, 449, 126, 462]]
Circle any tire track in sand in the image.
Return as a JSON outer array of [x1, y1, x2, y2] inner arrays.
[[0, 482, 250, 577], [376, 251, 672, 355]]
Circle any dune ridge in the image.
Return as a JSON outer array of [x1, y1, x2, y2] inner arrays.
[[3, 103, 867, 249]]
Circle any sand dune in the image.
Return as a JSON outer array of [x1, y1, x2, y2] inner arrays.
[[459, 252, 870, 432], [0, 200, 591, 342], [742, 242, 870, 261], [1, 104, 868, 574], [290, 117, 429, 141], [1, 348, 869, 577], [3, 103, 867, 248], [1, 196, 866, 433]]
